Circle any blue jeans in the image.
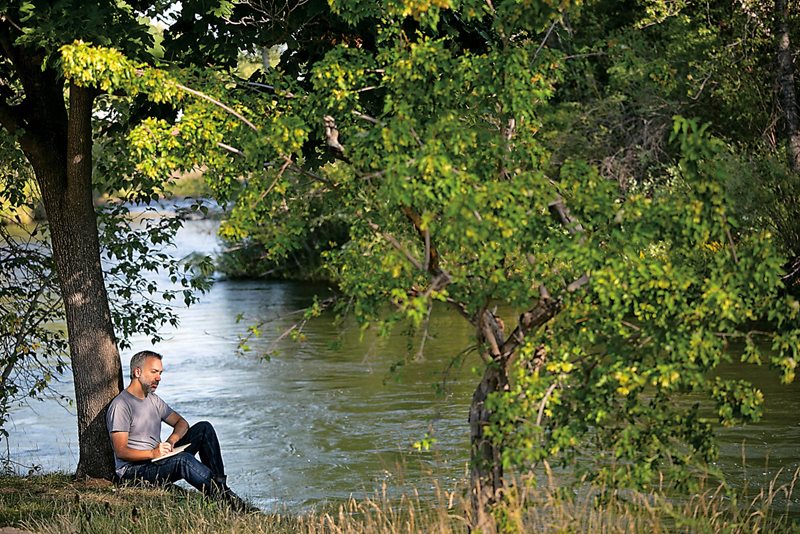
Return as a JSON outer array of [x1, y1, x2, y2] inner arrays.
[[120, 421, 226, 494]]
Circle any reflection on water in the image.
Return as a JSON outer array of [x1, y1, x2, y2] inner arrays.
[[5, 220, 800, 514]]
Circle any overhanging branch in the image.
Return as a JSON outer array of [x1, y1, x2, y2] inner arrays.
[[501, 192, 593, 362], [548, 196, 584, 235], [366, 219, 424, 271]]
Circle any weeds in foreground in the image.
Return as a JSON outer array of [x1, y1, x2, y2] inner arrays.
[[0, 470, 797, 533]]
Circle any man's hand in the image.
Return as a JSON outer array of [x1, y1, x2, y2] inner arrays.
[[152, 442, 173, 459]]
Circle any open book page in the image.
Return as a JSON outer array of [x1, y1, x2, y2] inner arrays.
[[151, 443, 191, 462]]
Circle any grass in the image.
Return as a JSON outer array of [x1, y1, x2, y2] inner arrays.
[[0, 472, 797, 533]]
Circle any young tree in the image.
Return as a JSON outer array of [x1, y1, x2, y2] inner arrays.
[[215, 0, 798, 507]]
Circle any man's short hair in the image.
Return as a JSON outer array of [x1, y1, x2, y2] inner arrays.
[[130, 350, 163, 379]]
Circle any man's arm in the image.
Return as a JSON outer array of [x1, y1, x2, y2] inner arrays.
[[164, 411, 189, 447], [110, 431, 172, 461]]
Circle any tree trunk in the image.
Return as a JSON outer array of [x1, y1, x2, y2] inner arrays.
[[468, 358, 509, 527], [23, 82, 123, 479], [776, 0, 800, 172]]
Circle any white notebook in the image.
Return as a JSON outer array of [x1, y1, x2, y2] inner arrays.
[[151, 443, 191, 462]]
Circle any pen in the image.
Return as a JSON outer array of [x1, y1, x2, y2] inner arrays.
[[152, 437, 172, 451]]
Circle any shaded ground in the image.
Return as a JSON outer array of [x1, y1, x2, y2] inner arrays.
[[0, 474, 277, 534]]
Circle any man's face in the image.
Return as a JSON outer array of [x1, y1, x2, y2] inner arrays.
[[136, 357, 163, 396]]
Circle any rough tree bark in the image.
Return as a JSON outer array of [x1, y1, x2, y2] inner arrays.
[[774, 0, 800, 285], [0, 31, 123, 479], [775, 0, 800, 172], [467, 294, 563, 528], [468, 354, 509, 524], [467, 310, 510, 530]]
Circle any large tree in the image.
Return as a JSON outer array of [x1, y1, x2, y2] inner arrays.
[[0, 2, 143, 478], [0, 0, 319, 477], [0, 0, 215, 478]]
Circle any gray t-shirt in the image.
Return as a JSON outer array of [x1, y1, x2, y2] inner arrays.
[[106, 390, 175, 476]]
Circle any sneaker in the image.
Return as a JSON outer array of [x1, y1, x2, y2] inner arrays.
[[220, 486, 260, 513], [210, 478, 259, 513]]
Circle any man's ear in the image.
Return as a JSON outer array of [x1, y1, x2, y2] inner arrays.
[[134, 368, 140, 377]]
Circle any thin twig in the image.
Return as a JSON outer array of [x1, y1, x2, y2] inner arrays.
[[289, 163, 337, 188], [415, 303, 433, 361], [366, 220, 424, 271], [257, 158, 292, 203], [235, 79, 296, 98], [725, 227, 739, 263], [533, 20, 558, 62], [689, 72, 714, 101], [563, 51, 607, 61], [0, 14, 23, 33], [440, 345, 476, 395]]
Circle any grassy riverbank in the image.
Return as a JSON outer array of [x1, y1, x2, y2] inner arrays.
[[0, 473, 797, 533]]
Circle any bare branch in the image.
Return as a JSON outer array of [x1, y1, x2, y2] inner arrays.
[[288, 162, 337, 189], [410, 128, 424, 148], [217, 141, 245, 156], [402, 206, 444, 277], [415, 303, 433, 361], [503, 293, 562, 362], [688, 71, 714, 101], [255, 158, 292, 204], [423, 227, 431, 272], [536, 382, 559, 426], [446, 297, 473, 323], [563, 51, 607, 61], [533, 19, 558, 62], [0, 14, 23, 33], [567, 273, 590, 292], [174, 82, 259, 132], [235, 79, 295, 98], [353, 111, 380, 124], [480, 310, 503, 359]]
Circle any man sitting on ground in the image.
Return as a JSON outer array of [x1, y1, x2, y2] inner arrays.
[[106, 350, 254, 512]]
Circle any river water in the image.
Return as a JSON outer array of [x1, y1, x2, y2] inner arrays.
[[5, 218, 800, 514]]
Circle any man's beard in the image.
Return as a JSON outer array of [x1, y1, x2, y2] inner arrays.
[[139, 377, 156, 396]]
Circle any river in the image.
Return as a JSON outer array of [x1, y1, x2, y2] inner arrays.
[[5, 217, 800, 514]]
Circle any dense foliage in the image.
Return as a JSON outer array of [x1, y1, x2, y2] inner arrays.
[[60, 0, 800, 503]]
